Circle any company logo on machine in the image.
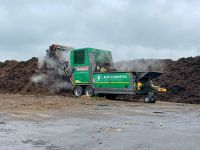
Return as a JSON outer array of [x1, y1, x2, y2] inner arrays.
[[76, 66, 88, 71], [103, 75, 128, 79], [97, 75, 101, 81]]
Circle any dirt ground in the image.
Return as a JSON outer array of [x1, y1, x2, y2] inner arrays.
[[0, 94, 138, 112], [0, 94, 200, 150]]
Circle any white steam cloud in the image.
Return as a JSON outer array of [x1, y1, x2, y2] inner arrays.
[[115, 59, 169, 72], [31, 53, 72, 93]]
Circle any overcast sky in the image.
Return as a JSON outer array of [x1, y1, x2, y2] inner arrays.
[[0, 0, 200, 61]]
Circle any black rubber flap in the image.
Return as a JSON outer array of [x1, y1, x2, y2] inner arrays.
[[138, 72, 162, 82]]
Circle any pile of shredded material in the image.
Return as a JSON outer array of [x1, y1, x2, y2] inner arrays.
[[0, 56, 199, 103], [0, 58, 48, 94], [0, 57, 73, 96], [156, 56, 200, 104]]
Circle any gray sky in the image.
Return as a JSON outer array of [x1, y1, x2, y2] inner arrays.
[[0, 0, 200, 61]]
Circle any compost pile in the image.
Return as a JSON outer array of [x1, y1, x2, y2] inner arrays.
[[0, 56, 199, 103], [0, 57, 49, 94], [0, 57, 72, 95], [156, 56, 200, 104]]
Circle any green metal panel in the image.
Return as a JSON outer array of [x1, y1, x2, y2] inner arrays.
[[92, 72, 132, 89], [93, 73, 111, 88], [74, 71, 89, 84], [109, 72, 131, 89]]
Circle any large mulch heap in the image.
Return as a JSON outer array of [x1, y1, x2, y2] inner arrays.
[[0, 56, 199, 103], [0, 58, 49, 94], [156, 56, 200, 104]]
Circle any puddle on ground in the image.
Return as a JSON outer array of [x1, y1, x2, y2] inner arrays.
[[99, 127, 124, 132], [22, 139, 48, 146], [22, 139, 64, 149], [46, 144, 64, 150], [1, 128, 15, 133], [153, 111, 164, 114], [96, 104, 110, 107]]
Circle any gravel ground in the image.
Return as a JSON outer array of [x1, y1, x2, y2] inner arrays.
[[0, 94, 200, 150]]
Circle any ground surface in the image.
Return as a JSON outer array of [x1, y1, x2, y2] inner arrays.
[[0, 94, 200, 150]]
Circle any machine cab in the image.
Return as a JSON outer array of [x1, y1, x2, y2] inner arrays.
[[69, 48, 114, 84]]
